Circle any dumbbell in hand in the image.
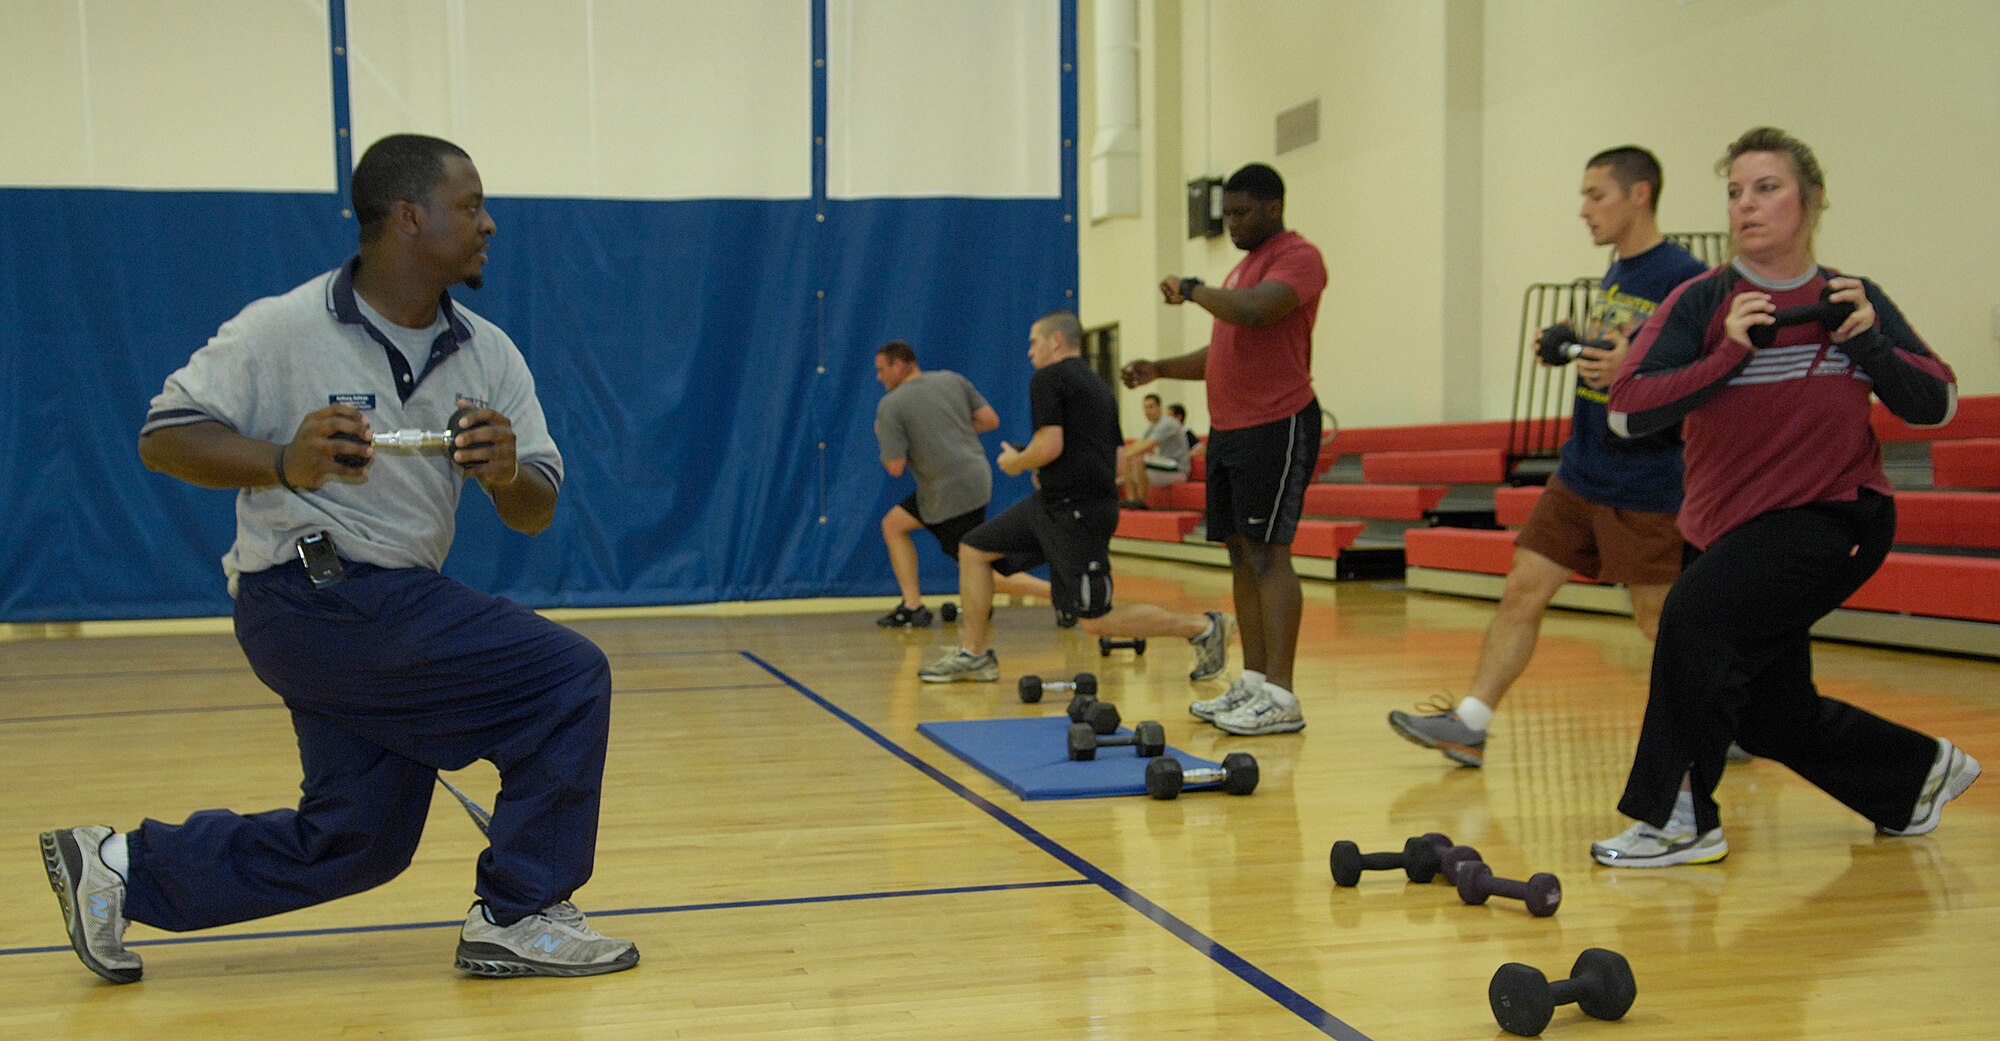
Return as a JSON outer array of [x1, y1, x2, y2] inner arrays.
[[1098, 636, 1147, 657], [1536, 323, 1611, 366], [1144, 752, 1258, 799], [1018, 672, 1097, 704], [1489, 948, 1637, 1036], [1067, 720, 1166, 761], [1328, 832, 1453, 886], [331, 406, 486, 469], [1748, 285, 1857, 347], [1455, 861, 1561, 917]]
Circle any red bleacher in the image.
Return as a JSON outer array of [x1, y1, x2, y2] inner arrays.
[[1293, 520, 1366, 558], [1891, 490, 2000, 547], [1113, 509, 1201, 542], [1492, 486, 1544, 527], [1361, 449, 1510, 484], [1932, 439, 2000, 490], [1842, 553, 2000, 624], [1871, 394, 2000, 442], [1302, 483, 1448, 520]]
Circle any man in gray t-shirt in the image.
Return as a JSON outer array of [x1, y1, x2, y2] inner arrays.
[[38, 135, 635, 987], [872, 340, 1050, 627], [1117, 393, 1190, 506]]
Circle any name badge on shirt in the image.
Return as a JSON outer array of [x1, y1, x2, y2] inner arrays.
[[330, 393, 377, 411]]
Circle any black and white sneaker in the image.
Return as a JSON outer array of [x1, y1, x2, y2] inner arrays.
[[875, 602, 934, 628]]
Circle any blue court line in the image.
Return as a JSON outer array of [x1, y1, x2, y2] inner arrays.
[[0, 683, 784, 726], [739, 651, 1374, 1041], [0, 878, 1090, 960]]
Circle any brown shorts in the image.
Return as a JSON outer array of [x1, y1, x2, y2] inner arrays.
[[1513, 474, 1684, 585]]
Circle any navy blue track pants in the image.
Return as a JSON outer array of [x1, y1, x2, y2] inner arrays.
[[123, 561, 612, 930]]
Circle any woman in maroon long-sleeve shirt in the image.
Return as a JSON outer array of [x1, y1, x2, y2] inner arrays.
[[1593, 126, 1979, 868]]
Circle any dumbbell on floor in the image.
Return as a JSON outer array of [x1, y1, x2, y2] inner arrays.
[[1145, 752, 1258, 799], [1067, 720, 1165, 761], [1438, 844, 1484, 884], [1489, 948, 1637, 1036], [1328, 833, 1452, 886], [1097, 636, 1147, 657], [1456, 861, 1561, 917], [939, 602, 958, 622], [1018, 672, 1097, 704]]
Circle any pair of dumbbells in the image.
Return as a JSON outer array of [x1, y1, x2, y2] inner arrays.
[[1329, 835, 1561, 917], [1490, 949, 1637, 1035], [1066, 719, 1164, 760], [1143, 752, 1257, 800]]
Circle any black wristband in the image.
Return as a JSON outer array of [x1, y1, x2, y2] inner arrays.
[[275, 443, 300, 493], [1179, 277, 1202, 300]]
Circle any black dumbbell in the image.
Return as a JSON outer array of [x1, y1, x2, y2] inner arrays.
[[1067, 720, 1166, 761], [1455, 861, 1561, 917], [1748, 285, 1856, 348], [1438, 844, 1485, 884], [1536, 323, 1611, 366], [939, 602, 958, 622], [1075, 699, 1122, 736], [1328, 832, 1452, 886], [335, 405, 485, 469], [1018, 672, 1097, 704], [1489, 948, 1637, 1036], [1097, 636, 1147, 657], [1064, 691, 1099, 724], [1144, 752, 1258, 799]]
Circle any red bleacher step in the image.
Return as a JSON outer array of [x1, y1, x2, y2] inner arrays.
[[1302, 483, 1448, 520], [1402, 527, 1597, 583], [1843, 552, 2000, 624], [1114, 509, 1201, 542], [1893, 490, 2000, 548], [1362, 449, 1510, 484], [1872, 394, 2000, 442], [1492, 486, 1544, 528], [1292, 520, 1365, 558], [1931, 439, 2000, 490]]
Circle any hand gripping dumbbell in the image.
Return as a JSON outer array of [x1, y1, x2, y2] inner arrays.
[[1455, 861, 1561, 917], [1489, 948, 1637, 1036], [1144, 752, 1258, 799], [1018, 672, 1097, 704], [1748, 284, 1857, 347], [1328, 832, 1453, 886], [333, 406, 484, 469], [1536, 323, 1612, 366], [1067, 720, 1166, 761], [1097, 636, 1147, 657]]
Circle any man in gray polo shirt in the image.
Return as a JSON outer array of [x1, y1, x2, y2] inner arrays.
[[38, 134, 635, 983], [873, 340, 1050, 627]]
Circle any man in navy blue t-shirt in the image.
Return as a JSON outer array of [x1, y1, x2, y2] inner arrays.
[[1389, 146, 1708, 768]]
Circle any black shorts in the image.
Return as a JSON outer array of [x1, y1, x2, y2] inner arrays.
[[963, 495, 1118, 618], [899, 493, 987, 558], [1204, 399, 1321, 545]]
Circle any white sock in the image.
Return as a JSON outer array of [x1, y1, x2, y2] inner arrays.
[[1241, 670, 1266, 693], [100, 832, 131, 883], [1263, 683, 1299, 710], [1454, 697, 1494, 733], [1673, 788, 1695, 824]]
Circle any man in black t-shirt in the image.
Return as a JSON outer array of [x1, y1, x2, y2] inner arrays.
[[920, 311, 1233, 684]]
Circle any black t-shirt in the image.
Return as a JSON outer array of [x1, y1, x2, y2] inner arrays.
[[1029, 356, 1121, 502]]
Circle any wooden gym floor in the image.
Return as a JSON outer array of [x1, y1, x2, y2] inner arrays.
[[2, 556, 1995, 1039]]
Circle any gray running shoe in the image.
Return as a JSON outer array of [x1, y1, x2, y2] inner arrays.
[[876, 602, 934, 628], [456, 901, 639, 978], [39, 825, 142, 984], [1187, 610, 1236, 681], [1387, 699, 1488, 768], [1879, 739, 1982, 836], [1189, 674, 1260, 721], [1591, 819, 1728, 868], [1212, 690, 1305, 736], [918, 648, 999, 683]]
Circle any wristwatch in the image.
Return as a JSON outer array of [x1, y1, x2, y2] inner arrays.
[[1179, 276, 1203, 300]]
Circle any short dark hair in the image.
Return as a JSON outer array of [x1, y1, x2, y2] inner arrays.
[[352, 134, 471, 241], [1167, 403, 1186, 419], [1223, 163, 1284, 202], [1143, 393, 1161, 405], [1034, 310, 1085, 349], [1586, 146, 1664, 212], [876, 340, 917, 366]]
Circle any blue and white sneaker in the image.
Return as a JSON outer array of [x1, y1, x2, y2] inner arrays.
[[456, 901, 639, 977], [39, 825, 141, 984]]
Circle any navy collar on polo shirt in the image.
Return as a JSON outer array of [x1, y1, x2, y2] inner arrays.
[[325, 254, 473, 403]]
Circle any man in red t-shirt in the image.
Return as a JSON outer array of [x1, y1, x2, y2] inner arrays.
[[1122, 163, 1327, 736]]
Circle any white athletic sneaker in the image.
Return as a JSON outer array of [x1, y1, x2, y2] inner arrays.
[[1211, 690, 1305, 736], [39, 825, 142, 983], [455, 901, 639, 977], [917, 648, 999, 683], [1189, 674, 1260, 722], [1879, 739, 1982, 837], [1591, 818, 1729, 868]]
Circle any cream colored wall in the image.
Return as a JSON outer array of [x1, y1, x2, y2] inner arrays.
[[1081, 0, 2000, 431]]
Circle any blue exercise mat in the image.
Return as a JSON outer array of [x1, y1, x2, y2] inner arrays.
[[917, 716, 1221, 800]]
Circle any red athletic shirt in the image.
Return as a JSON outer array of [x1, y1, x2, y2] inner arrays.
[[1205, 230, 1326, 430]]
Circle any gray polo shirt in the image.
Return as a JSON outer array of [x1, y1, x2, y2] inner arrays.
[[874, 370, 991, 522], [142, 257, 563, 587]]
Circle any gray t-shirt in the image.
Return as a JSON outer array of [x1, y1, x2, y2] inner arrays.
[[142, 259, 563, 588], [874, 370, 991, 522], [1142, 416, 1189, 472]]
